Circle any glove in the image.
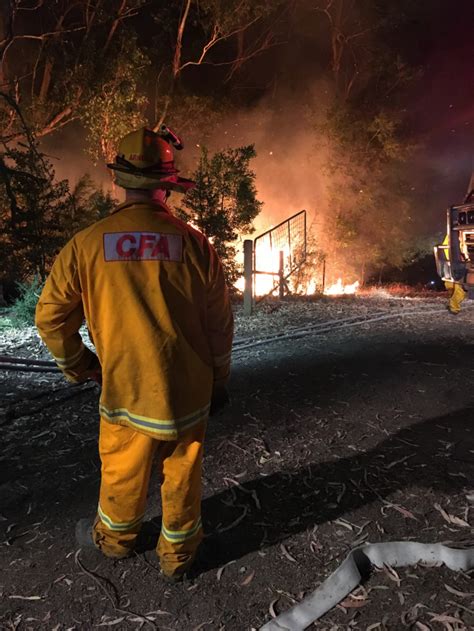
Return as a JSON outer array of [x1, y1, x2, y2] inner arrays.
[[210, 384, 230, 416]]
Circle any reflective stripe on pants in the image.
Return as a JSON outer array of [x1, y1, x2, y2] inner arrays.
[[93, 417, 206, 575]]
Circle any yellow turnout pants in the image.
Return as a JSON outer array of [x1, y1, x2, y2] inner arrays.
[[93, 418, 206, 577], [445, 281, 467, 314]]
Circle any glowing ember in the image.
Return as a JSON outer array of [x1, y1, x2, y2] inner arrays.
[[324, 279, 360, 296]]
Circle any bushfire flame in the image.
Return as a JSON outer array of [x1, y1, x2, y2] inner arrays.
[[234, 236, 360, 297], [324, 279, 360, 295]]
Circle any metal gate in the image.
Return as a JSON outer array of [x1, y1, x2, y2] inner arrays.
[[254, 210, 307, 280], [243, 210, 307, 314]]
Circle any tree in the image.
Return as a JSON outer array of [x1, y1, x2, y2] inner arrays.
[[0, 136, 71, 285], [177, 145, 262, 284], [60, 174, 117, 242], [81, 34, 149, 166], [311, 0, 424, 282], [0, 93, 117, 289], [320, 103, 420, 282], [169, 0, 285, 81], [0, 0, 148, 143], [150, 0, 289, 133], [0, 1, 288, 145]]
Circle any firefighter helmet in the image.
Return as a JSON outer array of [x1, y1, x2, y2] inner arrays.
[[107, 126, 195, 192]]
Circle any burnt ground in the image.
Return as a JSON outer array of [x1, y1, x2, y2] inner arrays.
[[0, 294, 473, 631]]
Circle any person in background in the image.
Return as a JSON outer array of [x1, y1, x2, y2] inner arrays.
[[442, 233, 467, 314], [35, 126, 234, 581]]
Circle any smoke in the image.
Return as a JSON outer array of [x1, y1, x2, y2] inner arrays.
[[35, 0, 473, 286], [177, 81, 333, 232], [40, 123, 125, 202]]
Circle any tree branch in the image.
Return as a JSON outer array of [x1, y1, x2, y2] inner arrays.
[[173, 0, 192, 78], [104, 0, 127, 52], [175, 15, 263, 75]]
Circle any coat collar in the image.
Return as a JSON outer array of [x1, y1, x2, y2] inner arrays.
[[111, 200, 171, 216]]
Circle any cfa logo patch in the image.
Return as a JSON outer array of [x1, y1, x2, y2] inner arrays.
[[103, 232, 183, 262]]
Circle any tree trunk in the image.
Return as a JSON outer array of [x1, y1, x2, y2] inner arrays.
[[0, 1, 13, 86], [378, 265, 384, 285]]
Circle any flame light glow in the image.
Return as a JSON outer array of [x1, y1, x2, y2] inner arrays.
[[324, 279, 360, 295], [235, 242, 360, 298]]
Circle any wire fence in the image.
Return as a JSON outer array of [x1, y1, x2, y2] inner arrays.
[[254, 210, 307, 279]]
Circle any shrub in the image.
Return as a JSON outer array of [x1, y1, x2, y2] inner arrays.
[[10, 276, 44, 327]]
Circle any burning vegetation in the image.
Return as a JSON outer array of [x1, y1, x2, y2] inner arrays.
[[2, 0, 472, 300]]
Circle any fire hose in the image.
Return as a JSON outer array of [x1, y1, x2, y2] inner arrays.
[[260, 541, 474, 630], [0, 354, 59, 373], [1, 304, 472, 373], [232, 305, 472, 354]]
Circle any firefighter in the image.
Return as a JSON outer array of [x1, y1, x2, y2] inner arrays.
[[442, 234, 467, 314], [35, 126, 234, 581]]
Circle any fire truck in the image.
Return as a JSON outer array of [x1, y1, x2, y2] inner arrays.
[[434, 176, 474, 298]]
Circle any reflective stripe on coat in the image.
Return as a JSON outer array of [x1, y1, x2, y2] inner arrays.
[[36, 201, 234, 440]]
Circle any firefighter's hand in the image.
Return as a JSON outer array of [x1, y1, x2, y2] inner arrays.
[[210, 384, 230, 416]]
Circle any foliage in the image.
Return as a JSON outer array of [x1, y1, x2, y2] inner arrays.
[[0, 97, 117, 288], [321, 103, 421, 281], [9, 276, 44, 326], [81, 35, 150, 165], [0, 137, 72, 284], [198, 0, 278, 32], [1, 0, 285, 150], [62, 174, 117, 242], [313, 0, 426, 282], [0, 1, 150, 143], [154, 94, 226, 142], [177, 145, 262, 284]]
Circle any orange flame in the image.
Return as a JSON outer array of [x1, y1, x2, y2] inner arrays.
[[324, 279, 360, 295]]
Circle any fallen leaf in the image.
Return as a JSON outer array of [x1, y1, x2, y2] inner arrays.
[[97, 618, 125, 626], [430, 614, 464, 624], [269, 599, 279, 618], [444, 583, 474, 598], [383, 563, 401, 586], [217, 506, 248, 533], [280, 544, 297, 563], [9, 595, 43, 600], [339, 597, 369, 609], [386, 454, 413, 469], [386, 503, 418, 521], [447, 514, 470, 527], [241, 570, 255, 586], [434, 503, 470, 527], [333, 518, 353, 531], [216, 559, 236, 581]]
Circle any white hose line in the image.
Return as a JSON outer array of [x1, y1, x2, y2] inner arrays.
[[260, 541, 474, 631], [233, 313, 386, 349], [233, 306, 470, 353]]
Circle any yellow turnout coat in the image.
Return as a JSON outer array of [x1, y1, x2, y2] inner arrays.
[[36, 201, 234, 440]]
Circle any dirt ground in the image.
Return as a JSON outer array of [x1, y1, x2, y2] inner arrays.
[[0, 293, 473, 630]]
